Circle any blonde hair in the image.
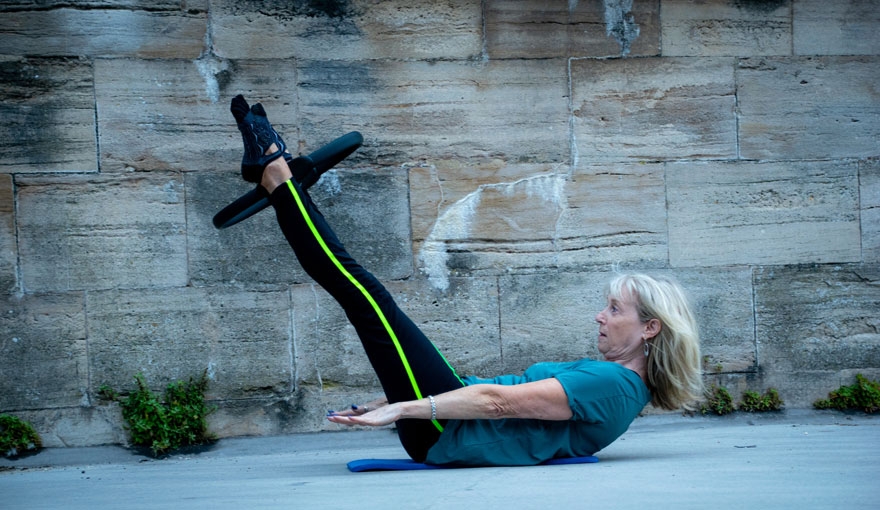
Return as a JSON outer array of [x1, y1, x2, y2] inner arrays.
[[606, 273, 703, 410]]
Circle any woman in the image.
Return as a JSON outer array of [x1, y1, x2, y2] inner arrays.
[[230, 96, 703, 466]]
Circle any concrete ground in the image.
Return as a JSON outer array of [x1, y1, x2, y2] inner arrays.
[[2, 410, 877, 510]]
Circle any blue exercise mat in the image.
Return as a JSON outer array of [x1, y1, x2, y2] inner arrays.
[[347, 456, 598, 472]]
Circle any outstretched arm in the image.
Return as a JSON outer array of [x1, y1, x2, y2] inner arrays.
[[327, 378, 572, 427]]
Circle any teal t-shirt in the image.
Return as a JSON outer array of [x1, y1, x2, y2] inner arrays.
[[423, 358, 650, 466]]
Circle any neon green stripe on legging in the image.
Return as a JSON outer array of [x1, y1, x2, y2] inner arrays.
[[285, 180, 444, 433]]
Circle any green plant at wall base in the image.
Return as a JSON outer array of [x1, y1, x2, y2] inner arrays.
[[101, 371, 216, 456], [0, 414, 42, 458], [739, 388, 784, 412], [813, 374, 880, 413], [700, 385, 735, 415]]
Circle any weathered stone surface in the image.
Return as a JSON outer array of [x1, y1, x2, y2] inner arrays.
[[385, 277, 502, 379], [762, 368, 880, 409], [291, 282, 380, 390], [206, 394, 334, 438], [499, 268, 754, 375], [668, 161, 861, 267], [484, 0, 659, 58], [297, 59, 570, 165], [87, 287, 291, 399], [16, 173, 187, 292], [212, 0, 481, 61], [9, 407, 125, 448], [0, 293, 88, 410], [571, 57, 737, 162], [0, 58, 96, 173], [738, 56, 880, 160], [94, 59, 299, 173], [0, 174, 15, 293], [862, 159, 880, 263], [410, 160, 566, 290], [755, 264, 880, 403], [187, 166, 412, 289], [673, 268, 756, 374], [499, 271, 605, 374], [411, 161, 667, 290], [794, 0, 880, 56], [291, 276, 500, 389], [661, 0, 791, 56], [186, 171, 302, 289], [0, 8, 206, 58], [556, 162, 667, 270]]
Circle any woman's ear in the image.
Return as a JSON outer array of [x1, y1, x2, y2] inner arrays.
[[645, 318, 662, 340]]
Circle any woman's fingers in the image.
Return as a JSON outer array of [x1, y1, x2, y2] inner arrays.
[[327, 404, 401, 427], [326, 414, 359, 426], [327, 404, 368, 418]]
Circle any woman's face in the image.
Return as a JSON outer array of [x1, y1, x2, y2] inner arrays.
[[595, 290, 652, 361]]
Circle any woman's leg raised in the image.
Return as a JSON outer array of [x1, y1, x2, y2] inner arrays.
[[261, 156, 464, 461]]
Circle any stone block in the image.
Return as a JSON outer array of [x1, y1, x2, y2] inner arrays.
[[297, 59, 570, 165], [499, 268, 754, 375], [861, 159, 880, 263], [668, 160, 861, 267], [738, 56, 880, 160], [411, 161, 667, 289], [571, 57, 737, 162], [8, 406, 125, 448], [94, 58, 298, 172], [187, 166, 412, 289], [0, 58, 96, 173], [499, 271, 605, 374], [759, 368, 880, 409], [755, 264, 880, 375], [661, 0, 791, 56], [409, 160, 558, 246], [0, 293, 88, 410], [484, 0, 659, 58], [16, 173, 187, 292], [186, 171, 302, 288], [0, 8, 206, 58], [794, 0, 880, 56], [211, 0, 481, 60], [208, 396, 312, 438], [87, 287, 292, 399], [556, 162, 667, 270], [291, 276, 500, 388], [410, 160, 567, 290], [673, 268, 755, 374], [0, 174, 15, 294]]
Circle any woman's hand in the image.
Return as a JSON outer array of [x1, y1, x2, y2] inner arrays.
[[327, 402, 403, 427]]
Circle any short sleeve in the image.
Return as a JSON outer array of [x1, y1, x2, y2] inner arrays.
[[554, 363, 649, 423]]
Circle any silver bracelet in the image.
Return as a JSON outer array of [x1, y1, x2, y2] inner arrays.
[[428, 395, 437, 421]]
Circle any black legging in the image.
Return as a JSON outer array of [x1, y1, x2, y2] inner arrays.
[[269, 177, 465, 461]]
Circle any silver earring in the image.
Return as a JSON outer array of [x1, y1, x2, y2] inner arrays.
[[644, 342, 650, 357]]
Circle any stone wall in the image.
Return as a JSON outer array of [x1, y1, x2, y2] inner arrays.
[[0, 0, 877, 447]]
